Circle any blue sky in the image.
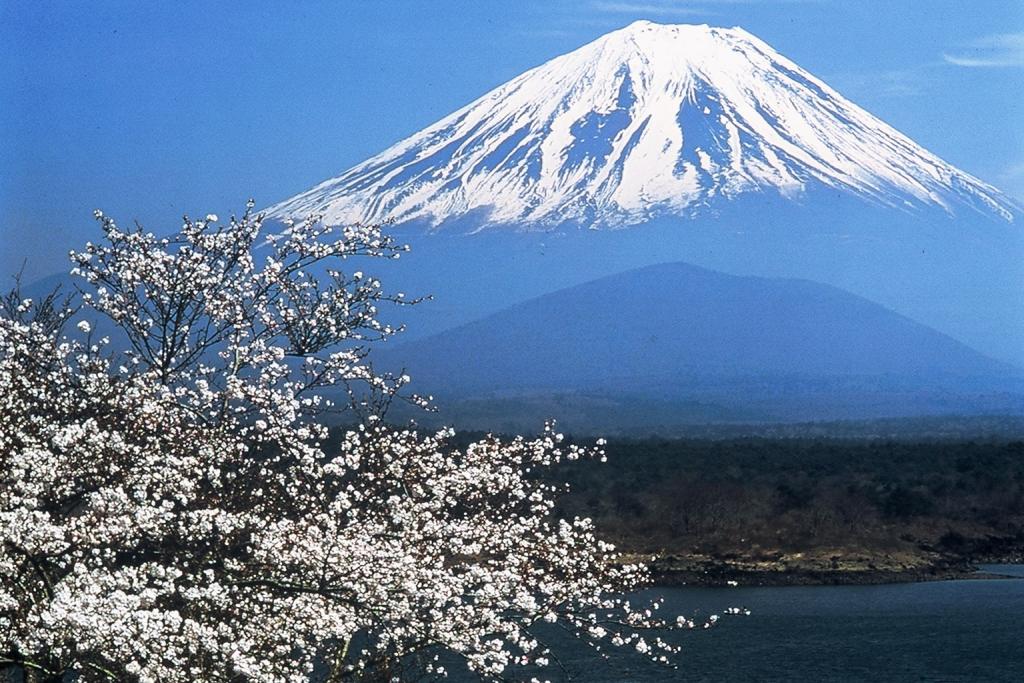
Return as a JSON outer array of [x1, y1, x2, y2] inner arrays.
[[2, 0, 1022, 280]]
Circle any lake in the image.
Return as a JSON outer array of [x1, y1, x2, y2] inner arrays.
[[518, 565, 1024, 682]]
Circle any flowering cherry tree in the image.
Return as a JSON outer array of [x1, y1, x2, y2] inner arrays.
[[1, 204, 697, 682]]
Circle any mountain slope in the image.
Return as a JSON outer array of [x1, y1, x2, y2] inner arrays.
[[266, 21, 1017, 230], [374, 262, 1022, 424]]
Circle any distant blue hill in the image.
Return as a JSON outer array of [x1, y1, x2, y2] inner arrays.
[[20, 259, 1024, 430], [374, 262, 1024, 429]]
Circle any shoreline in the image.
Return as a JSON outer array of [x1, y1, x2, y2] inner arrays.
[[650, 565, 1018, 588], [641, 554, 1024, 588]]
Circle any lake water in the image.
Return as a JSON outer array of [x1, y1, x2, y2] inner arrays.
[[516, 565, 1024, 682]]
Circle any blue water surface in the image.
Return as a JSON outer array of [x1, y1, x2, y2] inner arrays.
[[489, 567, 1024, 682]]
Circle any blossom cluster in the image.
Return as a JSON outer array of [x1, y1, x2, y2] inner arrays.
[[1, 205, 694, 681]]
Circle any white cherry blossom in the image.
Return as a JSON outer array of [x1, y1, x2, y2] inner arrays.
[[0, 204, 699, 681]]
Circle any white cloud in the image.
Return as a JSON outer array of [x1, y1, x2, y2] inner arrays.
[[833, 66, 932, 99], [990, 161, 1024, 204], [943, 32, 1024, 68], [586, 0, 821, 21], [1003, 161, 1024, 178], [589, 1, 709, 17]]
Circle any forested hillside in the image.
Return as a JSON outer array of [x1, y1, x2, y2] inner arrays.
[[542, 437, 1024, 584]]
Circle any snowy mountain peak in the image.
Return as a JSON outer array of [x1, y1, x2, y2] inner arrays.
[[266, 23, 1018, 230]]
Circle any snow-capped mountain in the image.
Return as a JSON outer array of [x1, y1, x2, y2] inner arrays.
[[266, 20, 1017, 230], [262, 20, 1023, 367]]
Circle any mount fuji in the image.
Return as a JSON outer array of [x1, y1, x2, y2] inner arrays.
[[267, 21, 1016, 229], [265, 21, 1023, 371]]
